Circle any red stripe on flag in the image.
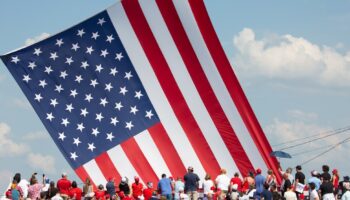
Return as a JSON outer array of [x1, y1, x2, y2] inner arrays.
[[188, 0, 281, 183], [75, 166, 96, 190], [156, 0, 255, 176], [122, 0, 221, 178], [148, 123, 187, 178], [121, 137, 159, 185], [95, 152, 122, 183]]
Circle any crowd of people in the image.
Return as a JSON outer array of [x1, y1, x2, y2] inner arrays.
[[4, 165, 350, 200]]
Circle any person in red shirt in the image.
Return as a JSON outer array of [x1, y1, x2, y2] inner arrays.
[[143, 182, 154, 200], [118, 191, 133, 200], [95, 184, 106, 200], [230, 172, 243, 193], [131, 176, 144, 199], [69, 181, 82, 200], [57, 172, 72, 200]]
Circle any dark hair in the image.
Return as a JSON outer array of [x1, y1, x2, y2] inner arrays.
[[264, 183, 270, 190], [234, 172, 239, 177], [322, 165, 329, 172], [72, 181, 77, 188], [296, 165, 302, 170], [50, 181, 55, 188], [309, 182, 316, 190], [13, 173, 21, 183], [162, 174, 166, 178]]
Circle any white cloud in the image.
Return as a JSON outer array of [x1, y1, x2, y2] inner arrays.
[[22, 131, 50, 141], [232, 28, 350, 87], [25, 32, 50, 46], [0, 122, 30, 157], [264, 112, 350, 174], [27, 153, 56, 174]]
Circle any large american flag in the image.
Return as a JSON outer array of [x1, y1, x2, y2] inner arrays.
[[1, 0, 280, 186]]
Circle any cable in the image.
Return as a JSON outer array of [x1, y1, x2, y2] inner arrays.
[[300, 136, 350, 165], [276, 127, 350, 151], [272, 125, 350, 147], [290, 144, 333, 157]]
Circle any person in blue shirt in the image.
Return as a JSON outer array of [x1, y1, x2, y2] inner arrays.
[[158, 174, 173, 200], [255, 168, 266, 200], [308, 170, 322, 191]]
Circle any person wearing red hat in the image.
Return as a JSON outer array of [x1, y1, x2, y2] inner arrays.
[[254, 168, 265, 200], [132, 176, 144, 199]]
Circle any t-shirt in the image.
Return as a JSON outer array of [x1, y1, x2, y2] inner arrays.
[[230, 177, 242, 192], [320, 182, 334, 196], [143, 188, 154, 200], [184, 172, 200, 192], [295, 172, 305, 184], [203, 180, 214, 195], [69, 187, 82, 200], [308, 177, 322, 190], [342, 191, 350, 200], [261, 189, 272, 200], [132, 182, 144, 198], [28, 183, 43, 200], [215, 174, 230, 191], [57, 178, 71, 195], [310, 189, 319, 200], [174, 180, 185, 199], [106, 181, 116, 197], [158, 178, 172, 195], [255, 174, 266, 194], [119, 182, 130, 195], [284, 191, 297, 200], [283, 179, 292, 192]]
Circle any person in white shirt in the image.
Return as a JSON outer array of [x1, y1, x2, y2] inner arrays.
[[309, 182, 319, 200], [342, 182, 350, 200], [216, 169, 230, 200], [284, 186, 297, 200], [203, 174, 214, 200]]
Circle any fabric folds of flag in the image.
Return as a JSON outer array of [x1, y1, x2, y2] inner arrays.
[[1, 0, 281, 187]]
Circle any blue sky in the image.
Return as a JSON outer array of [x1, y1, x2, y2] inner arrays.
[[1, 0, 350, 192]]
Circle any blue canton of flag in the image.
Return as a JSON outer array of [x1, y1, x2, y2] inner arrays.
[[1, 11, 159, 169]]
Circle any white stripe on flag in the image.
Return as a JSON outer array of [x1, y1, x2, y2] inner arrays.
[[134, 130, 171, 178], [138, 0, 239, 176], [172, 0, 268, 173], [107, 145, 143, 183], [83, 159, 107, 187], [107, 3, 206, 178]]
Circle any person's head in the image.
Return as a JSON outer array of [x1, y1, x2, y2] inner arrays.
[[296, 165, 302, 171], [267, 169, 273, 175], [50, 181, 55, 188], [72, 181, 78, 188], [248, 171, 254, 178], [263, 183, 269, 190], [256, 168, 262, 175], [147, 182, 153, 189], [220, 168, 227, 174], [205, 174, 211, 180], [177, 177, 182, 181], [311, 170, 319, 177], [188, 166, 194, 173], [161, 173, 166, 178], [332, 169, 338, 176], [322, 165, 329, 172], [62, 172, 67, 178], [309, 182, 316, 190], [98, 184, 104, 190], [32, 177, 38, 184], [234, 172, 240, 177], [286, 167, 292, 174], [134, 176, 140, 183], [85, 177, 91, 185], [13, 173, 21, 183], [344, 176, 350, 182], [270, 184, 277, 191]]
